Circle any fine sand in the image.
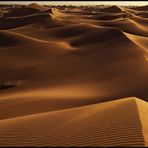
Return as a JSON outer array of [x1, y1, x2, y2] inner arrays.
[[0, 3, 148, 146]]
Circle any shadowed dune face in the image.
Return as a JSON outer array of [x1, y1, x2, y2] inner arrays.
[[100, 5, 124, 13], [0, 3, 148, 147], [3, 8, 40, 17]]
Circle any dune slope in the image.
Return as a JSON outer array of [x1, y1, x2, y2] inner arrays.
[[0, 97, 147, 146]]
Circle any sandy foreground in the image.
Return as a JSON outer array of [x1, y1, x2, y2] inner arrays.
[[0, 3, 148, 146]]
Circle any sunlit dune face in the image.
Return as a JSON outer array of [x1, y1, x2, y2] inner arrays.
[[0, 84, 101, 99]]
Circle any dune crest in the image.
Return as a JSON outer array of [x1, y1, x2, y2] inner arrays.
[[0, 97, 147, 146], [27, 3, 49, 11], [100, 5, 124, 13]]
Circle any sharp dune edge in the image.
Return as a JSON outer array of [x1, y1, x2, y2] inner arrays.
[[0, 97, 147, 146], [0, 3, 148, 146]]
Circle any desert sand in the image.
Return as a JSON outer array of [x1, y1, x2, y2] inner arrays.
[[0, 3, 148, 146]]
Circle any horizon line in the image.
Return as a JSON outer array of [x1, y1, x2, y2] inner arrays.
[[0, 1, 148, 6]]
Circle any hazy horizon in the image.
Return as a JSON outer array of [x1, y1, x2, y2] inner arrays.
[[0, 1, 148, 6]]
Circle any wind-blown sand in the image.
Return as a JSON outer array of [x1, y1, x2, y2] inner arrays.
[[0, 3, 148, 146]]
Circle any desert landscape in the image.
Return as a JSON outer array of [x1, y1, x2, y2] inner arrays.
[[0, 1, 148, 146]]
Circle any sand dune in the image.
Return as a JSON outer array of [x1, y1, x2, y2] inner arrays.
[[100, 5, 124, 13], [0, 97, 147, 146], [130, 5, 148, 11], [135, 11, 148, 18], [0, 3, 148, 147], [3, 7, 41, 17], [0, 13, 51, 29], [27, 3, 49, 11], [88, 13, 128, 20]]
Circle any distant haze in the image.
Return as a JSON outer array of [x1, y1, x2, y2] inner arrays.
[[0, 1, 148, 6]]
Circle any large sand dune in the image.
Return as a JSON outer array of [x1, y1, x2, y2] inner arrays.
[[0, 97, 147, 146], [0, 3, 148, 146]]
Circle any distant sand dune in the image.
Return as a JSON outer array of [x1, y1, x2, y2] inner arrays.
[[0, 13, 51, 29], [135, 11, 148, 18], [130, 5, 148, 11], [100, 5, 124, 13], [27, 3, 49, 11], [3, 8, 41, 17]]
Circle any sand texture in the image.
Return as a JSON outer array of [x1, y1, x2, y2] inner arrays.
[[0, 3, 148, 146]]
